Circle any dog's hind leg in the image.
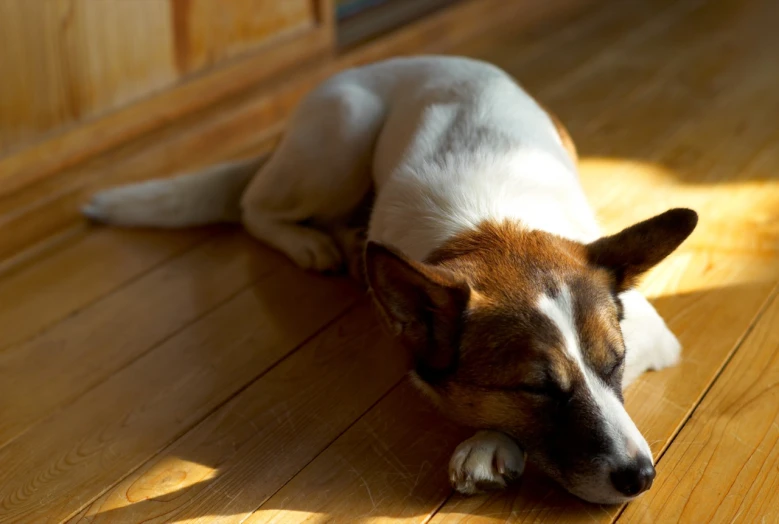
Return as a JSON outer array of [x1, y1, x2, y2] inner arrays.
[[240, 77, 384, 272]]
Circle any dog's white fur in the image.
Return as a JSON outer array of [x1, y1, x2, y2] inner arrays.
[[84, 56, 681, 501]]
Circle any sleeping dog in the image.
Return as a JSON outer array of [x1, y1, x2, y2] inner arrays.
[[83, 56, 696, 504]]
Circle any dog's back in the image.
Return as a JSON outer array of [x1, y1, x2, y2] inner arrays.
[[351, 56, 598, 259]]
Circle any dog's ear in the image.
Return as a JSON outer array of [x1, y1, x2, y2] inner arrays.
[[587, 208, 698, 291], [365, 241, 470, 382]]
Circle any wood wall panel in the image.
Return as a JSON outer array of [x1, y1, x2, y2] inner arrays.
[[0, 0, 325, 157], [0, 1, 177, 153], [173, 0, 317, 74]]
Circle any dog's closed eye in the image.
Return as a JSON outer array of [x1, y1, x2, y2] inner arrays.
[[511, 381, 573, 402]]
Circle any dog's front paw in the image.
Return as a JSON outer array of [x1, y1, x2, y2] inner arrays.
[[449, 431, 526, 495]]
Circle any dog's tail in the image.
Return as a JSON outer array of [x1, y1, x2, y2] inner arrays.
[[82, 157, 263, 228]]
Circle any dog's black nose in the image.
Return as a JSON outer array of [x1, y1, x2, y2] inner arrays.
[[610, 457, 656, 497]]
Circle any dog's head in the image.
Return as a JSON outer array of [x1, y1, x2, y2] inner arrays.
[[366, 208, 697, 504]]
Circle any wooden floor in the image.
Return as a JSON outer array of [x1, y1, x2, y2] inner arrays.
[[2, 0, 779, 522]]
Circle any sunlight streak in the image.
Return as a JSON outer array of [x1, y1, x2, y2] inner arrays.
[[124, 457, 218, 504], [578, 157, 779, 296]]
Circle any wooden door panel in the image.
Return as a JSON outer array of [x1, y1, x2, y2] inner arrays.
[[174, 0, 320, 74], [0, 0, 333, 158]]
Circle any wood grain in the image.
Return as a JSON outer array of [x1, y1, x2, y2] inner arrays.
[[0, 232, 266, 448], [0, 253, 360, 522], [618, 289, 779, 524], [0, 99, 277, 265], [247, 381, 466, 524], [173, 0, 316, 74], [66, 305, 410, 524], [0, 0, 177, 153], [0, 228, 207, 351]]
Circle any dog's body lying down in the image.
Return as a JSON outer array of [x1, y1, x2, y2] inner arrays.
[[84, 56, 696, 504]]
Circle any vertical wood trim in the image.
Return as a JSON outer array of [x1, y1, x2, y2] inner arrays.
[[316, 0, 337, 50], [171, 0, 193, 75]]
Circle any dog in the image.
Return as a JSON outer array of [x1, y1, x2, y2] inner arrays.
[[83, 56, 697, 504]]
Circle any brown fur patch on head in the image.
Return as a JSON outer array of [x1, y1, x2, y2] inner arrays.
[[427, 219, 626, 375], [423, 220, 624, 423]]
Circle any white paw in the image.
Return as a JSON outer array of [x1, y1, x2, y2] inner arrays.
[[285, 230, 343, 273], [449, 431, 526, 495]]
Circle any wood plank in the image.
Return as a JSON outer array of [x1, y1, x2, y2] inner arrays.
[[247, 381, 465, 524], [465, 0, 677, 95], [0, 69, 278, 352], [0, 96, 277, 265], [522, 0, 704, 104], [0, 258, 360, 522], [618, 288, 779, 524], [530, 0, 735, 155], [65, 305, 411, 524], [0, 228, 208, 351], [0, 232, 272, 448]]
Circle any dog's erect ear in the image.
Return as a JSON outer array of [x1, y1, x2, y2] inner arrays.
[[365, 241, 470, 382], [587, 208, 698, 291]]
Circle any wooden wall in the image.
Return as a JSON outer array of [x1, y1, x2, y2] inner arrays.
[[0, 0, 325, 155]]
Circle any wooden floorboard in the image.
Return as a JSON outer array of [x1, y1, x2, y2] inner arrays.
[[0, 228, 207, 351], [1, 232, 269, 447], [246, 380, 464, 524], [1, 0, 778, 522], [617, 287, 779, 523], [66, 305, 410, 524], [0, 251, 360, 522]]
